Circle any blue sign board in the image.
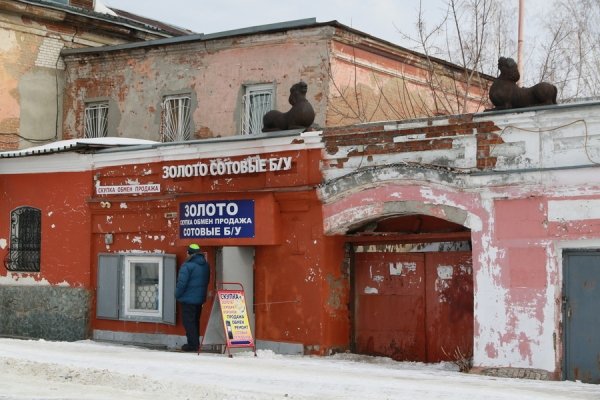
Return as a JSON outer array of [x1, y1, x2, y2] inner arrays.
[[179, 200, 255, 239]]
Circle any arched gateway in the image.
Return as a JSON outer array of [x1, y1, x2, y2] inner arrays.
[[319, 164, 483, 363]]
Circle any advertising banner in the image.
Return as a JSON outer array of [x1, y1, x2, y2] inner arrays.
[[217, 289, 254, 348], [179, 200, 255, 239]]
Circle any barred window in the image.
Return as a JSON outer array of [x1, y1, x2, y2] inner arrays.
[[84, 102, 109, 138], [241, 84, 274, 135], [5, 207, 41, 272], [161, 95, 191, 142]]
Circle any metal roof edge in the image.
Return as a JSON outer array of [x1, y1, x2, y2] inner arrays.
[[0, 130, 321, 160], [0, 138, 159, 159], [61, 33, 205, 55], [94, 129, 310, 155], [12, 0, 176, 37], [61, 17, 318, 56], [473, 99, 600, 118]]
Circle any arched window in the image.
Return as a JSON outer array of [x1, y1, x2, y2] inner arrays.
[[5, 207, 41, 272]]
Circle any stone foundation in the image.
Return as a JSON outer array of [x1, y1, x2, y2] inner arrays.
[[476, 367, 550, 380], [0, 285, 90, 341]]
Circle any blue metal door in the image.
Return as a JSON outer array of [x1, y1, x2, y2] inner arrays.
[[563, 251, 600, 383]]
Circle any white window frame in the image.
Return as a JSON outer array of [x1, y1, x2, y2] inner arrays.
[[84, 102, 109, 138], [161, 94, 191, 142], [241, 84, 274, 135], [122, 256, 164, 319]]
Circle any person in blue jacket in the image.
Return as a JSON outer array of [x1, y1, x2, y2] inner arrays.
[[176, 244, 210, 352]]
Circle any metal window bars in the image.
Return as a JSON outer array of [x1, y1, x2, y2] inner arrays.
[[84, 103, 109, 138], [161, 95, 191, 142], [5, 207, 41, 272], [241, 88, 273, 135]]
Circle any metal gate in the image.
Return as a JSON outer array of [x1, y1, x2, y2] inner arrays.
[[563, 250, 600, 383], [354, 251, 473, 362]]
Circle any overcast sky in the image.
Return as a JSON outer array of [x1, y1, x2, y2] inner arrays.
[[101, 0, 550, 82], [102, 1, 543, 49], [103, 0, 443, 44]]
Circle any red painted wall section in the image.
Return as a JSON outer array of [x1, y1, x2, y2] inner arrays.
[[90, 195, 201, 337], [254, 192, 348, 355], [87, 146, 351, 351], [94, 150, 319, 194], [466, 194, 575, 374], [495, 198, 548, 240], [0, 171, 93, 286], [323, 184, 483, 235]]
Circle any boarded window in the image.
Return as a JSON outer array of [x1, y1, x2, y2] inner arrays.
[[5, 207, 41, 272], [161, 95, 191, 142], [97, 253, 176, 324], [241, 84, 274, 135]]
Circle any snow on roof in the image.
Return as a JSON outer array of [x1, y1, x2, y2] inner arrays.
[[0, 138, 158, 159]]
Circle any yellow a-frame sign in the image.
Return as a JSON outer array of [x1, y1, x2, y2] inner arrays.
[[200, 282, 256, 357]]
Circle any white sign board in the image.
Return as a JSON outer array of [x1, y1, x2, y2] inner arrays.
[[96, 184, 160, 195]]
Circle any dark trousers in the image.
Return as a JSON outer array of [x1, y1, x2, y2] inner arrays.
[[181, 303, 202, 350]]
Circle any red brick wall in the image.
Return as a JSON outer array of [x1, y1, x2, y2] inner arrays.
[[322, 115, 502, 170], [71, 0, 94, 10]]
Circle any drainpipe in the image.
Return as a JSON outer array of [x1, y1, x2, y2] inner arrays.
[[517, 0, 525, 86]]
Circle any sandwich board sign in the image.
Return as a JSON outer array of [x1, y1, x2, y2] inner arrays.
[[200, 282, 255, 357]]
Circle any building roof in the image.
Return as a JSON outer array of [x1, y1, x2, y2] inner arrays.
[[61, 18, 319, 56], [59, 17, 491, 80], [108, 7, 195, 36], [0, 138, 159, 158], [11, 0, 192, 37]]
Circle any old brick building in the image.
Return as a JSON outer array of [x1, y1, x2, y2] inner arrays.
[[59, 18, 491, 143], [4, 2, 599, 386], [2, 101, 600, 383], [0, 0, 190, 151]]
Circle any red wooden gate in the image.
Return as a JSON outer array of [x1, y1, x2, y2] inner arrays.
[[354, 251, 472, 362]]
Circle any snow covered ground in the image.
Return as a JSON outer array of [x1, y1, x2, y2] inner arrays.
[[0, 338, 598, 399]]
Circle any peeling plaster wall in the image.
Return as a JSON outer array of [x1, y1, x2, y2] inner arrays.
[[0, 132, 340, 350], [318, 102, 600, 374], [0, 171, 93, 286], [0, 5, 156, 150], [326, 40, 488, 126], [61, 24, 493, 142], [85, 140, 345, 353], [62, 28, 332, 141], [0, 170, 93, 340]]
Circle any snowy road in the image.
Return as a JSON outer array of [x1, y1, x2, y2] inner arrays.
[[0, 338, 598, 399]]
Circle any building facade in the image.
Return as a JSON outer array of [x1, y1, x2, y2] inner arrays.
[[2, 3, 599, 385], [2, 102, 600, 383], [60, 19, 491, 143]]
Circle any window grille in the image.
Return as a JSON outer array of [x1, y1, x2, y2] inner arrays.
[[84, 102, 109, 138], [124, 258, 162, 317], [241, 84, 274, 135], [5, 207, 41, 272], [161, 95, 191, 142]]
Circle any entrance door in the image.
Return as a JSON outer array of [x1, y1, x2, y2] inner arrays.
[[216, 247, 255, 332], [563, 250, 600, 383], [354, 250, 472, 362], [355, 252, 426, 360]]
